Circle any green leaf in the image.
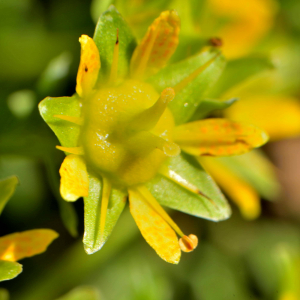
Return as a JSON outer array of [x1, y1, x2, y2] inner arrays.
[[191, 97, 238, 120], [146, 154, 231, 221], [55, 286, 100, 300], [0, 176, 18, 216], [83, 173, 127, 254], [93, 5, 137, 81], [39, 96, 81, 148], [0, 260, 22, 282], [211, 55, 274, 97], [214, 151, 280, 201], [148, 48, 226, 124]]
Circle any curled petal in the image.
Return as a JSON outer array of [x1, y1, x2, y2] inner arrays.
[[76, 35, 100, 98], [130, 10, 180, 79], [0, 229, 58, 262], [128, 188, 181, 264], [225, 96, 300, 141], [201, 157, 261, 219], [173, 118, 268, 156], [59, 155, 89, 201]]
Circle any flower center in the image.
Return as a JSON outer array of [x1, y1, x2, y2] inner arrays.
[[80, 79, 178, 187]]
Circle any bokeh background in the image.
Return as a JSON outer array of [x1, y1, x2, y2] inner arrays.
[[1, 0, 300, 299]]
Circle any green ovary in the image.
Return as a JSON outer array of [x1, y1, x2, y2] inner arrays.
[[80, 79, 176, 187]]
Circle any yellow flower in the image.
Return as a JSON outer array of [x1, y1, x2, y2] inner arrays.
[[39, 8, 268, 263], [206, 0, 277, 58]]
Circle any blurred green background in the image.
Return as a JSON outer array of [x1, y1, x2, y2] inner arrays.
[[1, 0, 300, 299]]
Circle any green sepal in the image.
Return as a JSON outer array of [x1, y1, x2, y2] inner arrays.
[[0, 176, 18, 216], [147, 48, 226, 124], [93, 5, 137, 81], [83, 173, 127, 254], [211, 55, 274, 97], [191, 98, 238, 120], [214, 151, 280, 201], [146, 154, 231, 221], [38, 96, 81, 148], [0, 260, 22, 282]]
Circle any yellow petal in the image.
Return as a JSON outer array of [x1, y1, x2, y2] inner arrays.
[[200, 157, 261, 219], [76, 35, 100, 98], [59, 155, 89, 201], [128, 188, 181, 264], [225, 96, 300, 141], [279, 293, 298, 300], [130, 10, 180, 79], [173, 118, 268, 156], [0, 229, 58, 262], [207, 0, 276, 58]]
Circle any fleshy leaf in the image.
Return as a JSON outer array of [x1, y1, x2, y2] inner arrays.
[[146, 154, 231, 221], [213, 150, 280, 201], [191, 98, 238, 120], [83, 173, 126, 254], [0, 229, 58, 262], [130, 10, 180, 79], [211, 56, 274, 98], [200, 157, 261, 220], [0, 176, 18, 216], [128, 188, 181, 264], [39, 95, 81, 148], [59, 155, 89, 202], [174, 118, 268, 156], [148, 47, 226, 124], [0, 260, 22, 282], [55, 286, 100, 300], [93, 5, 137, 81]]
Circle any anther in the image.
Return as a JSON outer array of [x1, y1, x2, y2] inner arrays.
[[179, 234, 198, 252], [209, 37, 223, 47], [129, 87, 175, 131]]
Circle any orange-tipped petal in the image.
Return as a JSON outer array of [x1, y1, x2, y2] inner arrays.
[[59, 155, 89, 201], [201, 157, 261, 219], [225, 96, 300, 141], [0, 229, 58, 262], [130, 10, 180, 79], [76, 35, 100, 98], [128, 188, 181, 264], [173, 118, 268, 157]]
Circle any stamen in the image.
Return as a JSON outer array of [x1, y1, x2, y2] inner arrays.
[[131, 25, 159, 79], [159, 166, 218, 207], [109, 29, 119, 84], [135, 185, 185, 237], [179, 234, 198, 252], [173, 53, 220, 94], [56, 146, 84, 155], [100, 177, 112, 236], [53, 115, 83, 125], [130, 87, 175, 131]]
